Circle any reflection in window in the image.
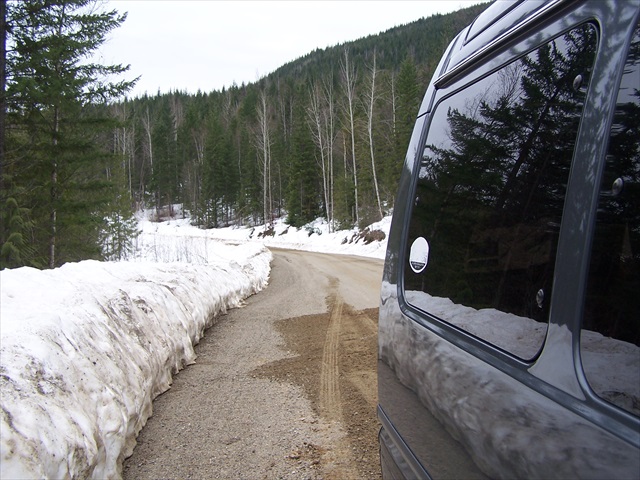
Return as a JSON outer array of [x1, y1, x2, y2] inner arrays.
[[582, 24, 640, 417], [404, 25, 597, 360]]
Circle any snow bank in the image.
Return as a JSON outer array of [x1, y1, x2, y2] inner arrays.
[[0, 244, 271, 479], [155, 216, 391, 260], [0, 209, 390, 479]]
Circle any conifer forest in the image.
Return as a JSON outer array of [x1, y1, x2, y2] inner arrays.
[[0, 0, 487, 269]]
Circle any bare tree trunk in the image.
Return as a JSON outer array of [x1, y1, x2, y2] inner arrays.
[[142, 105, 154, 208], [365, 50, 383, 220], [49, 7, 66, 268], [192, 128, 205, 211], [343, 134, 348, 178], [341, 47, 359, 226], [256, 89, 272, 225], [323, 75, 336, 232], [267, 130, 272, 222], [307, 82, 329, 227], [277, 77, 289, 143], [113, 102, 133, 200], [390, 71, 397, 139], [49, 106, 59, 268], [142, 106, 154, 175], [128, 123, 134, 201], [169, 94, 183, 142]]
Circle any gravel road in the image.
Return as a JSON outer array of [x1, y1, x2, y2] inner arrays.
[[122, 249, 384, 480]]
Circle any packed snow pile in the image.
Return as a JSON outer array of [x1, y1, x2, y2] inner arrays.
[[0, 209, 390, 479], [0, 242, 270, 479], [137, 215, 391, 260]]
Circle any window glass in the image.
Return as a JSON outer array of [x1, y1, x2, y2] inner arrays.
[[404, 24, 597, 359], [581, 23, 640, 417]]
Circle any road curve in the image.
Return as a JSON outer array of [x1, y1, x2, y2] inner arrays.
[[123, 249, 384, 480]]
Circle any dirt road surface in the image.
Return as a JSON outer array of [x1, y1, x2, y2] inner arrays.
[[123, 249, 384, 480]]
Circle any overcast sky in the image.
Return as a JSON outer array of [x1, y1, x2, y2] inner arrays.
[[97, 1, 485, 97]]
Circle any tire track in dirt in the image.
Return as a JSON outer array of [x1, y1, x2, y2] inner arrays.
[[316, 281, 363, 479], [253, 279, 381, 480], [319, 284, 343, 422], [345, 308, 378, 410]]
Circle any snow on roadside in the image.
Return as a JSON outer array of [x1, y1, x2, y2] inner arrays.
[[0, 243, 270, 480], [0, 211, 390, 479], [138, 215, 391, 260]]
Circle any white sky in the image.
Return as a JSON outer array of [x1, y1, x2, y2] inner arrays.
[[97, 1, 485, 97]]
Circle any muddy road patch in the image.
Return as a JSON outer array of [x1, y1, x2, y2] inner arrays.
[[253, 298, 380, 480]]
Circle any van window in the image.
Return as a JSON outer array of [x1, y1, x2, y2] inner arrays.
[[404, 24, 597, 360], [581, 23, 640, 417]]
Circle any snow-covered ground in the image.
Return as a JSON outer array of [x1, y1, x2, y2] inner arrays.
[[0, 213, 390, 479], [136, 214, 390, 261]]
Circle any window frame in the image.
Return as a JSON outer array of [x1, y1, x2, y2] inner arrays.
[[578, 18, 640, 419], [399, 19, 599, 364]]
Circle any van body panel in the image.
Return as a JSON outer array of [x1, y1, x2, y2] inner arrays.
[[379, 1, 640, 478]]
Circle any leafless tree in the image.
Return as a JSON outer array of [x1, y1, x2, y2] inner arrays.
[[112, 102, 135, 200], [389, 70, 397, 139], [323, 74, 336, 231], [142, 105, 154, 182], [340, 47, 359, 226], [255, 88, 273, 225], [363, 49, 383, 220], [307, 81, 332, 230]]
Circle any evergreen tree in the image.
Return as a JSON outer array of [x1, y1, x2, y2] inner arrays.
[[0, 196, 37, 268], [395, 57, 421, 162], [3, 0, 136, 268], [287, 86, 319, 227], [150, 98, 176, 214]]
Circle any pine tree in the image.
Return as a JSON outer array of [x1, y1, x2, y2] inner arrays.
[[287, 86, 319, 227], [0, 196, 38, 268], [395, 57, 421, 161], [4, 0, 136, 268]]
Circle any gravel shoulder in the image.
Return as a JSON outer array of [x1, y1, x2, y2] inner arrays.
[[123, 250, 383, 480]]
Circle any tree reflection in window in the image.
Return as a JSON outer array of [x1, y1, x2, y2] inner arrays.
[[404, 24, 597, 360], [582, 23, 640, 417]]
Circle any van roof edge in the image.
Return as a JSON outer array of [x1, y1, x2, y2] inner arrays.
[[435, 0, 573, 89]]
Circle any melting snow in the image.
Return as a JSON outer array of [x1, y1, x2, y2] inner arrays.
[[0, 213, 388, 479]]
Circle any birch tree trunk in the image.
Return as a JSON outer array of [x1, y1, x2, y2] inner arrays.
[[341, 48, 359, 226], [142, 105, 154, 193], [128, 123, 135, 204], [256, 89, 272, 225], [113, 103, 133, 199], [365, 50, 383, 220], [191, 127, 205, 213], [307, 82, 329, 227], [323, 75, 336, 232], [169, 94, 183, 143], [390, 71, 397, 139]]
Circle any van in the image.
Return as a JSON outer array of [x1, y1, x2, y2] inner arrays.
[[377, 0, 640, 478]]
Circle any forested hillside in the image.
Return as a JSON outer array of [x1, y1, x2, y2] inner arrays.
[[1, 0, 488, 269]]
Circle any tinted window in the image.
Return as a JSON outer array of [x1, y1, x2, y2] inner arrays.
[[404, 24, 597, 359], [581, 23, 640, 417]]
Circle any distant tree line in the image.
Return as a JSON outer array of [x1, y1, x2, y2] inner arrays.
[[0, 0, 487, 269]]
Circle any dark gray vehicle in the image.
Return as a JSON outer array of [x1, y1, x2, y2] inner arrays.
[[377, 0, 640, 478]]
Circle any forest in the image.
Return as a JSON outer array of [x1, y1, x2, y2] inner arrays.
[[0, 0, 487, 269]]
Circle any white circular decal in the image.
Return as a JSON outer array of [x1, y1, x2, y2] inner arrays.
[[409, 237, 430, 274]]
